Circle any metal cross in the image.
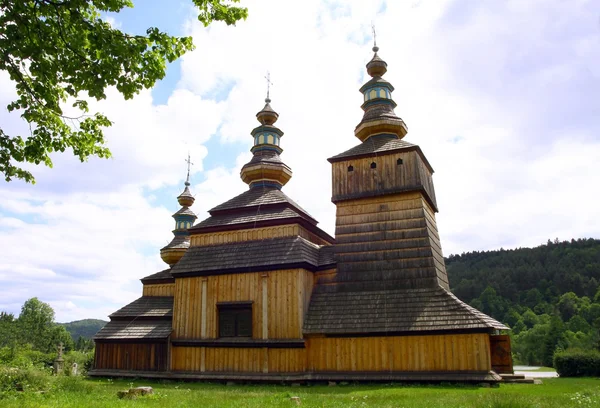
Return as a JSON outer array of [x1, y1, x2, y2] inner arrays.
[[185, 152, 194, 185], [264, 71, 273, 101], [372, 23, 377, 48]]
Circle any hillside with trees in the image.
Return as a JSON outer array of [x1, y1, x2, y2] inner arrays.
[[448, 238, 600, 366], [60, 319, 106, 342]]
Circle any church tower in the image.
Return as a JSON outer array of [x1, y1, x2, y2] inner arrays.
[[160, 160, 198, 266], [327, 43, 448, 290]]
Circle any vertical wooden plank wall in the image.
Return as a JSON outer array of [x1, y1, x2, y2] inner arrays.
[[190, 225, 330, 247], [171, 347, 307, 373], [172, 269, 313, 340], [331, 152, 415, 198], [171, 269, 314, 372], [142, 283, 174, 296], [306, 334, 491, 372], [94, 343, 167, 371]]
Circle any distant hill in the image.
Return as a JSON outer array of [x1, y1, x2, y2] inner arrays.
[[447, 238, 600, 313], [60, 319, 107, 340], [446, 238, 600, 366]]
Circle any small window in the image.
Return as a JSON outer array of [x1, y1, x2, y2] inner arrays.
[[397, 158, 403, 165], [218, 302, 252, 337], [347, 165, 354, 172], [370, 162, 377, 169]]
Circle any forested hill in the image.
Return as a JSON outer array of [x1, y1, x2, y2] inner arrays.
[[448, 238, 600, 310], [60, 319, 107, 341], [447, 238, 600, 365]]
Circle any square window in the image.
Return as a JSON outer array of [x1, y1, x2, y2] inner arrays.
[[218, 302, 252, 337]]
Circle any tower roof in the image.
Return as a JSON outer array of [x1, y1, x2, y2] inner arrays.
[[160, 163, 197, 266], [240, 92, 293, 189], [354, 44, 407, 142]]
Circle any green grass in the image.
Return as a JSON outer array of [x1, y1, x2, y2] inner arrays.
[[1, 377, 599, 407], [531, 367, 557, 372]]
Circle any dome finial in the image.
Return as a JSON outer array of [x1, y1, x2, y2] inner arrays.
[[372, 22, 379, 53]]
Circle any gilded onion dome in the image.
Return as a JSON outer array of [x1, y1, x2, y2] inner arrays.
[[240, 97, 293, 189], [355, 45, 408, 142], [160, 172, 197, 266]]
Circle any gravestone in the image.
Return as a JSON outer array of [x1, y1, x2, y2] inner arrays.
[[53, 343, 64, 375]]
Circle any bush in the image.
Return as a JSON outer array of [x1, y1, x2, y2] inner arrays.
[[52, 375, 94, 393], [0, 366, 51, 393], [553, 349, 600, 377], [61, 350, 94, 375]]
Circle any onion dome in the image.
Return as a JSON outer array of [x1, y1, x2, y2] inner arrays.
[[160, 174, 197, 266], [240, 98, 292, 189], [355, 45, 408, 142]]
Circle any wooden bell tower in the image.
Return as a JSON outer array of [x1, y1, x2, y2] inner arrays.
[[328, 44, 448, 290]]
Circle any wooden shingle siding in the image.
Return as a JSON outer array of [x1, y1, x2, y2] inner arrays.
[[172, 269, 314, 341], [142, 283, 174, 297], [94, 343, 167, 371], [333, 192, 448, 289], [306, 334, 491, 372]]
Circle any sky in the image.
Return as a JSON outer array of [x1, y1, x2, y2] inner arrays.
[[0, 0, 599, 322]]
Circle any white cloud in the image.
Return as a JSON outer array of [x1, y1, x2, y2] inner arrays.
[[1, 0, 599, 321]]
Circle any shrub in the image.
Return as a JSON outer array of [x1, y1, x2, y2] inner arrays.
[[0, 366, 51, 393], [553, 348, 600, 377], [52, 375, 94, 393]]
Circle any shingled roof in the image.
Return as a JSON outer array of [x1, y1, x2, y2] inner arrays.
[[303, 286, 507, 335], [170, 236, 334, 277], [140, 268, 173, 284], [193, 206, 305, 230], [328, 136, 415, 162], [94, 320, 172, 340], [207, 186, 314, 220], [109, 296, 173, 319]]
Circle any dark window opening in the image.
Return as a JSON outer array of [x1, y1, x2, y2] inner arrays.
[[370, 162, 377, 169], [397, 158, 403, 165], [218, 302, 252, 337], [347, 165, 354, 172]]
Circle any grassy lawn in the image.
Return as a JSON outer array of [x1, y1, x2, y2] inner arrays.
[[1, 377, 599, 408]]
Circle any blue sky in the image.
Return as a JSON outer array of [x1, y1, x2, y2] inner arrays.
[[0, 0, 599, 322]]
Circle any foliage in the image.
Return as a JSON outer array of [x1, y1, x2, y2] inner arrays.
[[554, 349, 600, 377], [0, 0, 247, 183], [0, 365, 51, 395], [0, 298, 74, 353], [0, 377, 599, 407], [448, 238, 600, 366], [60, 319, 106, 343]]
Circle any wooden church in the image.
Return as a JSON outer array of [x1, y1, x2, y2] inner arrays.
[[91, 44, 513, 382]]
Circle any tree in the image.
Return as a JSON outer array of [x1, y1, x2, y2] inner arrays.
[[16, 297, 74, 352], [0, 0, 247, 182]]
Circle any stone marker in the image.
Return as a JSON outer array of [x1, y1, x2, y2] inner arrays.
[[71, 362, 78, 376], [117, 386, 154, 399], [290, 396, 301, 405], [52, 343, 64, 375]]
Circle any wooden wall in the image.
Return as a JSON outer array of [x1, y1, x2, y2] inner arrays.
[[306, 333, 491, 372], [171, 347, 307, 373], [94, 342, 168, 371], [171, 269, 314, 340], [334, 192, 449, 289], [331, 150, 436, 207], [170, 333, 491, 373], [142, 283, 174, 296], [190, 225, 330, 247]]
